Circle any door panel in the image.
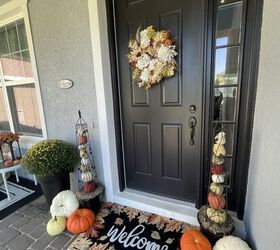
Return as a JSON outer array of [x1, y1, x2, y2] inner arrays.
[[115, 0, 205, 202]]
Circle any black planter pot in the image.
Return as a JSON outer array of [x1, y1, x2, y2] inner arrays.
[[37, 172, 70, 206]]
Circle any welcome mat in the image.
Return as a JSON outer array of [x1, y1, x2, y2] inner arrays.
[[0, 175, 42, 219], [68, 203, 197, 250]]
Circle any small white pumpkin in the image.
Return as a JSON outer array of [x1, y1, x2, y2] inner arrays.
[[215, 132, 226, 145], [214, 236, 252, 250], [80, 164, 91, 172], [210, 183, 224, 195], [46, 216, 66, 236], [213, 144, 226, 157], [81, 158, 90, 165], [212, 155, 225, 165], [206, 207, 227, 224], [50, 190, 79, 218], [81, 171, 93, 182], [212, 174, 225, 184]]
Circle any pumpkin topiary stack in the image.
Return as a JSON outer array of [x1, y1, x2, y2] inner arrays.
[[198, 131, 234, 245], [75, 111, 103, 213]]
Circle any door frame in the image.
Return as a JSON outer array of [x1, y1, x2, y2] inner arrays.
[[106, 0, 212, 208], [88, 0, 263, 220]]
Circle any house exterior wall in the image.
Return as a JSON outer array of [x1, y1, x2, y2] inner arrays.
[[0, 0, 104, 184], [1, 0, 280, 247], [244, 1, 280, 249]]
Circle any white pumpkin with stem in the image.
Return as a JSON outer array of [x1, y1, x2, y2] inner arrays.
[[81, 171, 93, 182], [206, 207, 227, 224], [213, 144, 226, 157], [210, 183, 224, 195], [50, 190, 79, 218], [47, 216, 67, 236], [212, 174, 225, 184], [214, 236, 252, 250], [212, 155, 225, 165]]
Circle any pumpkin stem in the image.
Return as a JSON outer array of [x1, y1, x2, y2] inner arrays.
[[54, 216, 57, 221]]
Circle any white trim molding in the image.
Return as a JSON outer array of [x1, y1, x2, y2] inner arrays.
[[0, 0, 27, 21], [88, 0, 119, 201], [0, 0, 48, 145]]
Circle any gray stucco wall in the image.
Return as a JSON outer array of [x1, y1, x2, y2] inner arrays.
[[28, 0, 103, 184], [244, 1, 280, 249], [0, 0, 103, 184]]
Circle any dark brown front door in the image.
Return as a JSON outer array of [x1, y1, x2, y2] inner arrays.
[[114, 0, 206, 202]]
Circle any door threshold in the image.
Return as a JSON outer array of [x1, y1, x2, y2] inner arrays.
[[113, 188, 246, 239], [114, 188, 199, 226]]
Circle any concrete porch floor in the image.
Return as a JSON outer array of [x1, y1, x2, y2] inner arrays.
[[0, 196, 77, 250]]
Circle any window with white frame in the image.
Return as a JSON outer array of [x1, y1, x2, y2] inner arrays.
[[0, 1, 45, 140]]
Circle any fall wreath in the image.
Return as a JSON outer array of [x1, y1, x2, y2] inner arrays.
[[127, 26, 177, 89]]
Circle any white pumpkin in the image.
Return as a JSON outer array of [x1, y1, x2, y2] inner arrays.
[[210, 183, 224, 195], [214, 236, 252, 250], [46, 216, 66, 236], [81, 171, 93, 182], [212, 174, 225, 184], [206, 207, 227, 224], [50, 190, 79, 218], [213, 144, 226, 157], [81, 158, 90, 165], [212, 155, 225, 165], [215, 132, 226, 145]]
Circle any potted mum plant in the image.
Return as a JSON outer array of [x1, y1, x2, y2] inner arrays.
[[21, 139, 80, 205]]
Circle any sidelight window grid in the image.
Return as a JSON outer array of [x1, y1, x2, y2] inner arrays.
[[211, 0, 244, 189]]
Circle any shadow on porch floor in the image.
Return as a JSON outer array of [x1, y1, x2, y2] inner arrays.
[[0, 196, 77, 250]]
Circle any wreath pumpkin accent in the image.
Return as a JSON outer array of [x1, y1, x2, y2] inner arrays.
[[127, 26, 177, 89]]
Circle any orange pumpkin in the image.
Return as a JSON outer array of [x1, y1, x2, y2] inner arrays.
[[211, 164, 225, 175], [83, 181, 97, 193], [67, 209, 95, 234], [79, 135, 87, 145], [4, 159, 14, 167], [180, 229, 211, 250], [208, 191, 226, 209]]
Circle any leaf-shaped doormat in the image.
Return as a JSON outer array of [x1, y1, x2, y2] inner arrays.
[[68, 203, 198, 250]]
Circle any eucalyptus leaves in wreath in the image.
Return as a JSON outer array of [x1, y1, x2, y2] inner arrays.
[[127, 26, 177, 89]]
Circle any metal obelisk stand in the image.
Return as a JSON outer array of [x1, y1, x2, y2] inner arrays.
[[75, 111, 104, 214]]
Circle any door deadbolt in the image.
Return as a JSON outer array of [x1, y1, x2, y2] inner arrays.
[[189, 105, 197, 113]]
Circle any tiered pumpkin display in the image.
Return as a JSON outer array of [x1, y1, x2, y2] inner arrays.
[[75, 111, 104, 213], [198, 131, 234, 245], [206, 132, 227, 224]]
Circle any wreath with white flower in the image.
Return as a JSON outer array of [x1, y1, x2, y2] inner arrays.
[[127, 26, 177, 89]]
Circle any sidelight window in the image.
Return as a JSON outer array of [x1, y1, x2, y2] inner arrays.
[[212, 0, 244, 189]]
